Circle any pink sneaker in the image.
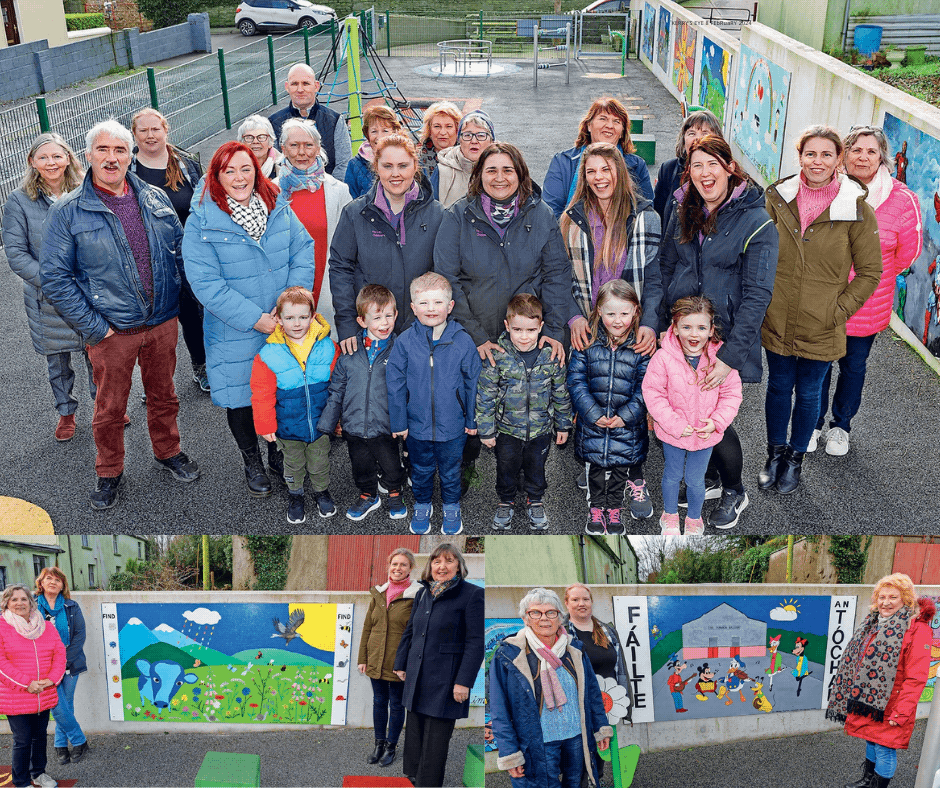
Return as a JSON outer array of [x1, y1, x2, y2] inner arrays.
[[684, 516, 705, 535], [659, 512, 680, 536]]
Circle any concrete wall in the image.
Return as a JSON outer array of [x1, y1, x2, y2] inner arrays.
[[485, 537, 637, 586]]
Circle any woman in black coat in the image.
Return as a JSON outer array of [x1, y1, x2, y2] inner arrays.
[[393, 543, 484, 787]]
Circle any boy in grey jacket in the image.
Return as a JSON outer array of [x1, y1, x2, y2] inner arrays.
[[318, 285, 407, 521]]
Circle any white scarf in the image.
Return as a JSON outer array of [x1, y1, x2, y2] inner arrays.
[[3, 608, 46, 640], [863, 164, 893, 211]]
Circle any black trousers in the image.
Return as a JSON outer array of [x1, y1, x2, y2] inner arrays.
[[402, 710, 456, 787], [706, 424, 744, 493], [346, 434, 406, 495], [587, 462, 642, 509], [494, 432, 551, 504], [178, 286, 206, 366], [226, 405, 259, 453]]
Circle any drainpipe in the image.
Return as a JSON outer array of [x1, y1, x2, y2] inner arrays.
[[578, 537, 589, 583], [841, 0, 852, 51], [66, 536, 76, 590]]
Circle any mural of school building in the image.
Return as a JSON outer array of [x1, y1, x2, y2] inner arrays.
[[680, 603, 768, 660]]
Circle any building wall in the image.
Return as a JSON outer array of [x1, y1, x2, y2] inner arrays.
[[767, 537, 911, 585], [56, 535, 148, 591], [0, 539, 61, 588], [1, 0, 68, 49]]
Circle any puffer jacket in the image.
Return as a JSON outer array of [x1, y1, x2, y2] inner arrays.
[[434, 186, 578, 345], [40, 170, 185, 346], [343, 152, 375, 199], [474, 331, 573, 441], [0, 617, 66, 716], [3, 189, 85, 356], [567, 327, 649, 467], [431, 145, 474, 208], [182, 186, 315, 408], [357, 581, 421, 681], [642, 327, 742, 451], [36, 596, 87, 676], [317, 333, 396, 438], [846, 169, 922, 337], [762, 173, 882, 362], [651, 183, 778, 383], [652, 155, 684, 230], [544, 145, 654, 219], [328, 176, 443, 341], [249, 316, 338, 443]]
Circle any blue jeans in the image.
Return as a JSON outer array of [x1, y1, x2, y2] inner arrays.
[[540, 734, 586, 788], [764, 350, 832, 453], [53, 671, 86, 747], [866, 741, 898, 778], [661, 443, 714, 519], [406, 434, 467, 505], [370, 677, 405, 746], [816, 333, 877, 432], [7, 711, 50, 787]]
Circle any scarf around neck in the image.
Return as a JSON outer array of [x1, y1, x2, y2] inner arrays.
[[280, 157, 326, 195], [227, 192, 268, 241], [3, 608, 46, 640], [481, 192, 519, 237], [863, 164, 893, 211], [429, 575, 459, 599], [524, 625, 570, 710], [37, 594, 69, 647], [385, 577, 411, 607], [375, 181, 419, 245]]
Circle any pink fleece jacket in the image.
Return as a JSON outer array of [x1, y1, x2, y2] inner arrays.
[[642, 328, 743, 451], [0, 618, 66, 716]]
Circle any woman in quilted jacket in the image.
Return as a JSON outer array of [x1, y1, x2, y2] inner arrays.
[[812, 126, 923, 457], [0, 584, 66, 788]]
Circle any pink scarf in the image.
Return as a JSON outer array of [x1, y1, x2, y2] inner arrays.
[[524, 626, 570, 710], [385, 578, 411, 607], [3, 608, 46, 640]]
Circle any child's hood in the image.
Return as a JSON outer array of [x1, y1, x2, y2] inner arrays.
[[266, 312, 332, 347]]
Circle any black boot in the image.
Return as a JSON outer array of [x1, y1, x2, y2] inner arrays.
[[55, 746, 70, 765], [868, 773, 891, 788], [758, 444, 787, 490], [367, 739, 386, 764], [71, 741, 89, 762], [379, 742, 397, 767], [845, 760, 876, 788], [267, 440, 284, 484], [775, 446, 805, 495], [240, 449, 272, 497]]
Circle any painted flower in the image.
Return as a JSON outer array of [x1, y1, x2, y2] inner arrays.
[[182, 707, 189, 712], [179, 695, 188, 702], [299, 700, 307, 706], [126, 704, 131, 709], [242, 688, 251, 696], [598, 676, 631, 724], [215, 695, 225, 699], [249, 703, 259, 708], [171, 699, 180, 707]]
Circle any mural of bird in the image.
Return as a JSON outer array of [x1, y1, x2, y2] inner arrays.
[[271, 610, 305, 645], [257, 651, 263, 659]]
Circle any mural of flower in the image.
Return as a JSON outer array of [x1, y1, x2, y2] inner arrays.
[[598, 676, 631, 724]]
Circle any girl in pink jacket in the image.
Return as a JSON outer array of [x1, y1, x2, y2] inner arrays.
[[643, 297, 742, 535]]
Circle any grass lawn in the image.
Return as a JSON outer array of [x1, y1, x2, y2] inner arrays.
[[871, 61, 940, 107]]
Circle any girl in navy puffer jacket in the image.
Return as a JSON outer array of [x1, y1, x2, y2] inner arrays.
[[567, 281, 650, 536]]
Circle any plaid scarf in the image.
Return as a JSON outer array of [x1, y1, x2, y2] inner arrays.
[[279, 157, 325, 195], [429, 575, 459, 598], [826, 607, 910, 724], [227, 192, 268, 241]]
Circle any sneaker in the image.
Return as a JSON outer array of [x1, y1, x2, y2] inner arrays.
[[527, 500, 548, 531], [387, 490, 408, 519], [287, 491, 306, 524], [410, 503, 433, 535], [678, 477, 722, 507], [442, 503, 463, 535], [684, 516, 705, 535], [89, 474, 122, 511], [192, 363, 210, 392], [625, 479, 653, 519], [55, 413, 76, 441], [606, 508, 625, 535], [493, 503, 514, 531], [154, 452, 200, 483], [659, 512, 680, 536], [460, 462, 478, 497], [585, 507, 606, 535], [576, 466, 588, 491], [824, 426, 850, 456], [806, 428, 822, 452], [346, 493, 382, 521], [709, 490, 749, 530], [313, 489, 336, 518], [31, 774, 57, 788]]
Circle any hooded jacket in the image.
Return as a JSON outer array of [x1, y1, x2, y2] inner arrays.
[[563, 619, 634, 725], [0, 618, 66, 717], [431, 145, 475, 209], [357, 580, 421, 681], [544, 145, 654, 219]]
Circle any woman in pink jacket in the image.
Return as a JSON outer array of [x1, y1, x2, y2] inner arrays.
[[643, 296, 742, 535], [0, 584, 66, 788], [812, 126, 923, 457]]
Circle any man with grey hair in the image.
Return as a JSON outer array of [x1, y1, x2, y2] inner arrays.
[[41, 119, 200, 511], [269, 62, 351, 179]]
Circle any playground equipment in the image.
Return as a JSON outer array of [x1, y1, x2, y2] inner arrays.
[[437, 39, 493, 77], [531, 20, 571, 87]]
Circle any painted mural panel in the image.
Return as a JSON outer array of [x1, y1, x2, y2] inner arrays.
[[642, 2, 655, 62], [102, 602, 353, 724], [883, 113, 940, 358], [672, 20, 696, 106], [612, 595, 857, 722], [483, 618, 523, 753], [730, 44, 791, 183], [656, 6, 671, 74], [921, 595, 940, 702], [699, 36, 730, 124]]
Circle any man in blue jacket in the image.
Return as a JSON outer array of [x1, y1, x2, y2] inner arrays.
[[41, 119, 200, 511]]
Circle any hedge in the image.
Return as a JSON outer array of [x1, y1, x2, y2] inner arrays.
[[65, 13, 107, 30]]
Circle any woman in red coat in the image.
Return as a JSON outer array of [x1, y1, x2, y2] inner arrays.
[[826, 574, 933, 788], [0, 584, 67, 788]]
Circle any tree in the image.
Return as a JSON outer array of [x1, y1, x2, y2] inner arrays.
[[137, 0, 200, 29]]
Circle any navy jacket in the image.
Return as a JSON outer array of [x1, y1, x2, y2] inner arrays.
[[567, 328, 649, 467], [393, 576, 484, 720], [36, 596, 87, 676], [269, 100, 349, 179], [343, 153, 375, 199], [317, 334, 395, 438], [544, 145, 654, 219], [40, 170, 184, 346], [652, 155, 684, 231]]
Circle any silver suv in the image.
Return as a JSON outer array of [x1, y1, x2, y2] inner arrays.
[[235, 0, 336, 36]]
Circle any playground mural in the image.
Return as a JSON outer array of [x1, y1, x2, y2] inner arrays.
[[920, 595, 940, 702], [656, 6, 671, 75], [883, 113, 940, 358], [101, 602, 353, 725], [672, 20, 697, 105], [730, 44, 791, 183], [611, 595, 857, 723], [483, 618, 520, 753], [642, 3, 656, 62], [699, 36, 730, 124]]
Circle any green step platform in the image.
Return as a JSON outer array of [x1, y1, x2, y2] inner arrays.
[[194, 752, 261, 788], [632, 133, 656, 165], [462, 743, 484, 788]]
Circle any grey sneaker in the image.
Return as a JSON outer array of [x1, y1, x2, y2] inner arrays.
[[625, 478, 653, 519], [709, 490, 749, 530], [825, 426, 850, 456], [492, 504, 514, 530], [527, 501, 548, 531], [31, 774, 58, 788], [806, 428, 822, 452]]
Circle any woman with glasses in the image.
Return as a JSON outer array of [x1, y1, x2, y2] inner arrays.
[[811, 126, 923, 457], [238, 115, 281, 179], [431, 110, 495, 208], [490, 588, 611, 788]]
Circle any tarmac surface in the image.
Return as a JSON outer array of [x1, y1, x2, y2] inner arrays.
[[2, 46, 939, 533]]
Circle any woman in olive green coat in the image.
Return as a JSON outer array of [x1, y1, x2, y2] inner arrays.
[[357, 547, 421, 768]]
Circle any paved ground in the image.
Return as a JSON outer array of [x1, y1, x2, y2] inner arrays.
[[0, 725, 480, 787], [2, 49, 939, 533]]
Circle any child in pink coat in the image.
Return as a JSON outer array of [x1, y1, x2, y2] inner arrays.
[[643, 297, 742, 535]]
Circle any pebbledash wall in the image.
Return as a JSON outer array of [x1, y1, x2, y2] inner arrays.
[[0, 590, 482, 735], [0, 13, 212, 102]]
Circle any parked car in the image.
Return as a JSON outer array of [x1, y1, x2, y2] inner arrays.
[[235, 0, 337, 36]]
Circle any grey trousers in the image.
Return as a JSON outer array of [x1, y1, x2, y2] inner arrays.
[[47, 351, 96, 415]]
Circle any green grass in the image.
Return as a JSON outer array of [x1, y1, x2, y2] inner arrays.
[[870, 60, 940, 106]]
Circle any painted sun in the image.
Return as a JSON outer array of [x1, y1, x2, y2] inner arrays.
[[781, 598, 800, 614]]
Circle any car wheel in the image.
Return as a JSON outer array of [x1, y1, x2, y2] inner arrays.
[[238, 19, 257, 36], [300, 16, 316, 29]]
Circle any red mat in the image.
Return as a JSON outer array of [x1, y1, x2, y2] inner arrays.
[[342, 778, 413, 787], [0, 768, 76, 786]]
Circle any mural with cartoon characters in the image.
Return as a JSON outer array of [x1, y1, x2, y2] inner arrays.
[[611, 595, 857, 723], [101, 602, 353, 725], [699, 36, 730, 124], [919, 595, 940, 703]]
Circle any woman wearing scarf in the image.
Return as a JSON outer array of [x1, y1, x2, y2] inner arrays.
[[275, 118, 352, 334], [357, 548, 421, 769], [811, 126, 923, 457], [392, 544, 484, 787], [431, 110, 495, 209], [827, 574, 933, 788], [183, 141, 315, 497], [0, 583, 66, 788], [490, 588, 611, 788], [35, 569, 87, 766], [418, 101, 461, 182], [345, 105, 404, 199]]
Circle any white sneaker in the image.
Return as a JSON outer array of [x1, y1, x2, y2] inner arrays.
[[825, 426, 850, 456], [31, 774, 58, 788], [806, 429, 822, 452]]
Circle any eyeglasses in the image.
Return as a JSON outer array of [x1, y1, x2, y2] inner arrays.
[[460, 131, 492, 142], [242, 134, 270, 143], [848, 125, 883, 133], [526, 609, 560, 620]]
